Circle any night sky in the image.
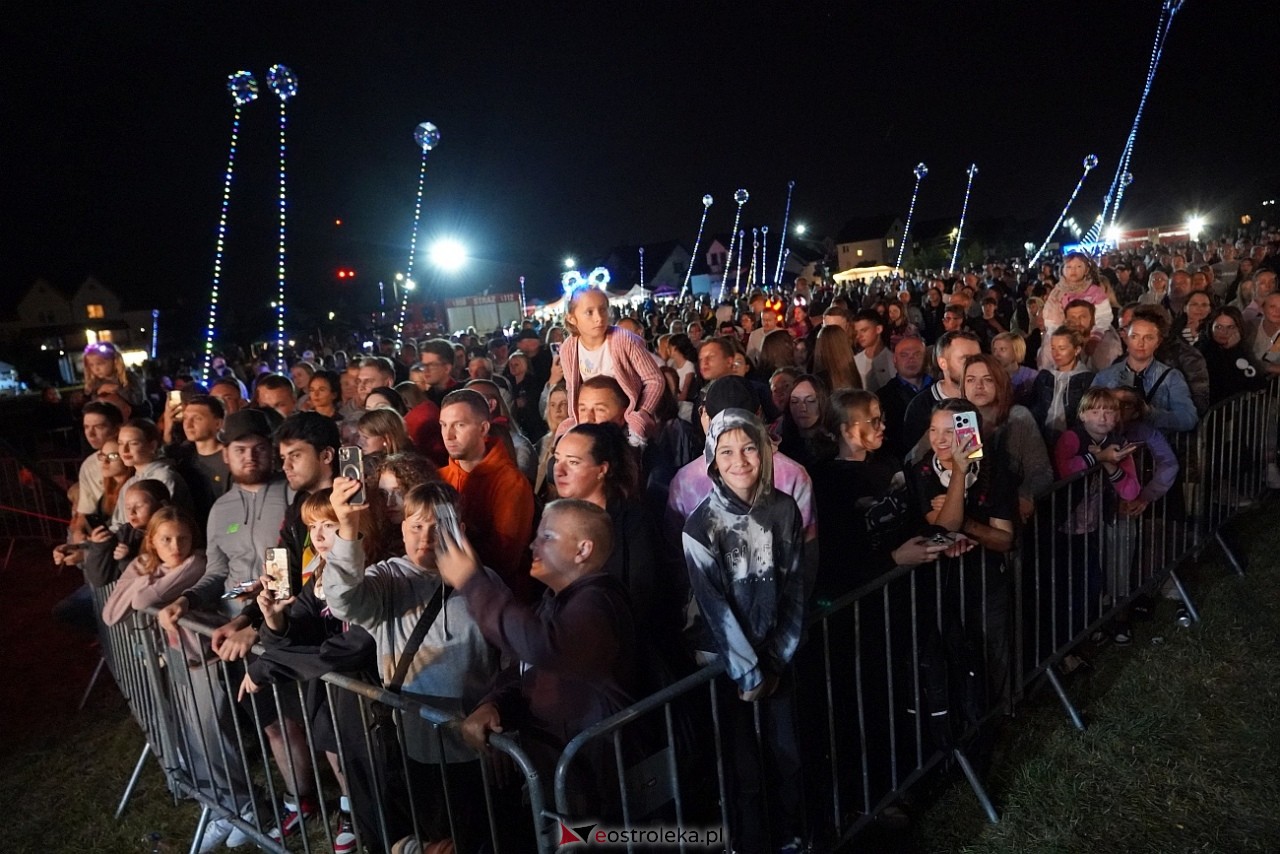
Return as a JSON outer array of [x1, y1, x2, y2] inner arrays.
[[6, 1, 1276, 341]]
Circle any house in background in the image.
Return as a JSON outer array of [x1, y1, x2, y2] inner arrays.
[[0, 277, 155, 382], [835, 216, 905, 271], [603, 240, 691, 294]]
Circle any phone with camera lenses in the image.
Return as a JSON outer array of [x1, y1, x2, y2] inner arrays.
[[338, 446, 366, 505], [951, 411, 984, 460]]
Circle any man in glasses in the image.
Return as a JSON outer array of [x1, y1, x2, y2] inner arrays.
[[418, 338, 460, 406]]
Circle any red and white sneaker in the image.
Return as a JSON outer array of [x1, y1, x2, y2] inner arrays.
[[268, 796, 319, 841], [332, 812, 357, 854]]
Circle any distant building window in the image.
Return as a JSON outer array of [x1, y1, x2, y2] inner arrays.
[[886, 238, 896, 249], [87, 304, 105, 319], [710, 252, 726, 269], [857, 249, 864, 257]]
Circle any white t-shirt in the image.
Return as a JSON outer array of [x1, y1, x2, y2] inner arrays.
[[577, 339, 615, 380]]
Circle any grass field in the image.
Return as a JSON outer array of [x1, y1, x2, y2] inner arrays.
[[913, 498, 1280, 853], [4, 499, 1278, 853]]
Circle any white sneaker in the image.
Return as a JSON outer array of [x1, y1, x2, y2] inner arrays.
[[225, 821, 251, 849], [197, 817, 234, 854]]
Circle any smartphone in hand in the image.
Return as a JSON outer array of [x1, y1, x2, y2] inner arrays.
[[264, 548, 291, 600], [338, 446, 366, 505], [951, 411, 984, 460]]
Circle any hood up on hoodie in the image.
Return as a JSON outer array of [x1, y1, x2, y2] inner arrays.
[[703, 407, 774, 509]]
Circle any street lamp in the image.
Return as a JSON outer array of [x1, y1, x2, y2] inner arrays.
[[429, 238, 467, 273], [564, 257, 576, 269], [795, 223, 807, 236]]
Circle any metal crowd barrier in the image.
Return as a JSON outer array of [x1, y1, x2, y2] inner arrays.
[[0, 445, 76, 567], [69, 381, 1277, 853], [104, 608, 545, 854], [509, 380, 1280, 851]]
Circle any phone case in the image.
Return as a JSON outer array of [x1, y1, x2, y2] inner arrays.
[[952, 412, 984, 460], [264, 548, 291, 600], [338, 446, 366, 504]]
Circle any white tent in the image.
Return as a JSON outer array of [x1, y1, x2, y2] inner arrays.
[[607, 284, 650, 307], [833, 264, 897, 283]]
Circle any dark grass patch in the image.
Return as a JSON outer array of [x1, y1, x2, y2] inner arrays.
[[913, 498, 1280, 854]]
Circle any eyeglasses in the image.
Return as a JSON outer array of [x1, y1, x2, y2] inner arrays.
[[1212, 323, 1239, 333], [96, 452, 121, 462], [852, 416, 884, 429], [420, 360, 449, 370]]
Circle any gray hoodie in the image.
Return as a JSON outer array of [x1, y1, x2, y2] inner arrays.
[[183, 477, 289, 615], [323, 534, 500, 763]]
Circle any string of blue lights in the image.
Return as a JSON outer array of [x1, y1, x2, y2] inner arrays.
[[266, 64, 297, 372], [681, 194, 713, 298], [773, 180, 795, 286], [719, 189, 748, 301], [398, 121, 440, 336], [1030, 154, 1099, 267], [896, 163, 928, 269], [202, 71, 258, 383], [950, 164, 979, 272]]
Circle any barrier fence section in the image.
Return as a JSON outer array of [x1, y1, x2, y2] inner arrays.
[[47, 379, 1280, 852], [108, 607, 549, 854], [0, 441, 78, 567]]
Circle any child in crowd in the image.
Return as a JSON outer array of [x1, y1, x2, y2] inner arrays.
[[1052, 388, 1141, 640], [682, 408, 807, 854], [242, 488, 377, 850], [1039, 252, 1114, 368], [556, 284, 666, 446], [82, 479, 172, 588], [101, 506, 204, 626]]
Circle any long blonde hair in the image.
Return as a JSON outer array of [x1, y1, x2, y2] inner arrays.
[[136, 506, 196, 575]]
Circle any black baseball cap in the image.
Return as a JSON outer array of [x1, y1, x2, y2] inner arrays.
[[218, 409, 275, 444]]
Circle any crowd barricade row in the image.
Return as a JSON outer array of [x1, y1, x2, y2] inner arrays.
[[51, 378, 1280, 852]]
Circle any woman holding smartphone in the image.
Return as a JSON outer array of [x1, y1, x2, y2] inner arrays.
[[905, 399, 1016, 753]]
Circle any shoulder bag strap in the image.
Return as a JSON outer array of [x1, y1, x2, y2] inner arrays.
[[386, 584, 446, 693]]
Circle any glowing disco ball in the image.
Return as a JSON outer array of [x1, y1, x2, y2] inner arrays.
[[227, 71, 258, 106], [266, 64, 298, 100], [414, 121, 441, 151], [913, 162, 929, 180]]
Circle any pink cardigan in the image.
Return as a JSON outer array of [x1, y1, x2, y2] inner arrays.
[[102, 552, 208, 626], [556, 326, 666, 443]]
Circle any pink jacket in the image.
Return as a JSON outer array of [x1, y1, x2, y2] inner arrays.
[[102, 552, 208, 626], [556, 326, 666, 443]]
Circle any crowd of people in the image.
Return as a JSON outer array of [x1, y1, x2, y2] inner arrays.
[[47, 231, 1280, 853]]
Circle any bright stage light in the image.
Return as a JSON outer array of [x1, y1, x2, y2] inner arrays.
[[429, 239, 467, 273], [1187, 215, 1205, 239], [564, 257, 576, 269], [795, 223, 807, 235], [1105, 225, 1124, 243]]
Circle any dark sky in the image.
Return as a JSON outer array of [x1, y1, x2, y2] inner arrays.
[[6, 1, 1275, 338]]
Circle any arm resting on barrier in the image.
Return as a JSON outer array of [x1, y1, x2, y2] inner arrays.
[[961, 516, 1014, 553]]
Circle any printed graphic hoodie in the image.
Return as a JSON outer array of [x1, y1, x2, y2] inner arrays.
[[682, 408, 807, 693]]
